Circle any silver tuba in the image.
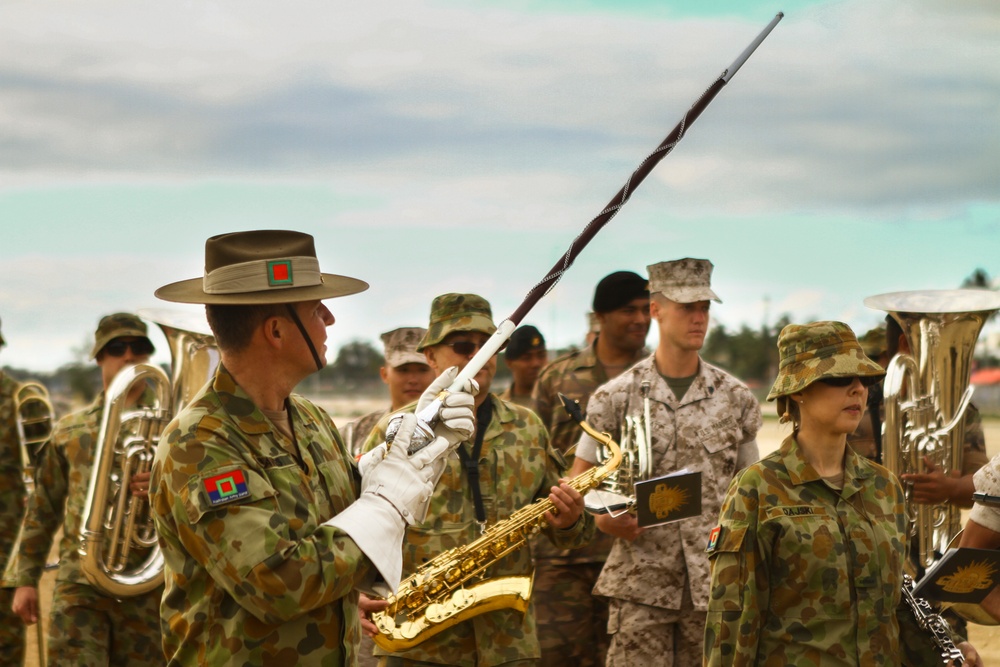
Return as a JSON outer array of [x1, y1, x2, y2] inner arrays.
[[79, 310, 218, 597], [584, 380, 654, 516], [865, 289, 1000, 572], [15, 381, 55, 493]]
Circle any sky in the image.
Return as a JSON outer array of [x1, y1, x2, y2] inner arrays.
[[1, 0, 998, 373]]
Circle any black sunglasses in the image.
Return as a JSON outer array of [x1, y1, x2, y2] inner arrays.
[[442, 340, 486, 356], [103, 339, 154, 358], [818, 375, 881, 388]]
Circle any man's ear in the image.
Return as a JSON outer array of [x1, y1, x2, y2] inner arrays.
[[379, 366, 389, 384], [424, 347, 439, 374], [260, 315, 285, 350]]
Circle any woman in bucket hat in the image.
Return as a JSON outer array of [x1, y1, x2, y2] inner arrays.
[[149, 230, 476, 666], [703, 321, 980, 666]]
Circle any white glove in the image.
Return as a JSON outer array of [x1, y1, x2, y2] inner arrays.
[[416, 366, 477, 447], [325, 413, 457, 592]]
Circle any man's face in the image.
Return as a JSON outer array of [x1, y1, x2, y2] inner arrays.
[[425, 330, 496, 398], [651, 297, 710, 353], [97, 336, 153, 391], [505, 348, 547, 390], [382, 362, 436, 409], [289, 299, 335, 370], [596, 296, 651, 353]]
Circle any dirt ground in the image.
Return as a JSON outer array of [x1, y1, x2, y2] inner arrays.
[[21, 408, 1000, 665]]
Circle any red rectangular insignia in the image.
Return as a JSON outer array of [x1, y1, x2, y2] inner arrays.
[[267, 259, 293, 286], [204, 469, 250, 506], [706, 525, 722, 553]]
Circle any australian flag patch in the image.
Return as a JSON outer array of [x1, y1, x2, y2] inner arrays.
[[204, 469, 250, 506]]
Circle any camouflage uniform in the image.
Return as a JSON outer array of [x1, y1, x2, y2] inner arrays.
[[704, 435, 956, 666], [344, 408, 389, 458], [150, 363, 372, 666], [364, 393, 595, 667], [0, 371, 27, 664], [498, 385, 535, 411], [528, 340, 646, 667], [9, 393, 164, 665], [579, 356, 761, 666]]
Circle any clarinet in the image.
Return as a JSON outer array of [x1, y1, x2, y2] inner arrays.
[[901, 574, 965, 665]]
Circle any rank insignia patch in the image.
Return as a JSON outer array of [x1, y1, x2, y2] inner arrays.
[[706, 525, 722, 553], [204, 469, 250, 506], [267, 259, 294, 286]]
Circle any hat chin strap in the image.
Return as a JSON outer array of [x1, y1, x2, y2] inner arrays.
[[285, 304, 324, 372]]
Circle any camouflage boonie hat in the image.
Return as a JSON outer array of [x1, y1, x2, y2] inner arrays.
[[767, 321, 885, 416], [381, 326, 429, 368], [858, 324, 887, 358], [90, 312, 152, 359], [417, 293, 496, 351], [647, 258, 721, 304]]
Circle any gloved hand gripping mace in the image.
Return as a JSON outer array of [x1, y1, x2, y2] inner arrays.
[[390, 12, 784, 454]]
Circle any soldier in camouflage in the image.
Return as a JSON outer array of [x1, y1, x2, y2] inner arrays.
[[362, 293, 593, 667], [704, 320, 980, 666], [499, 325, 547, 410], [571, 258, 761, 667], [150, 230, 476, 666], [342, 327, 435, 458], [529, 270, 650, 667], [0, 318, 28, 663], [9, 312, 164, 666]]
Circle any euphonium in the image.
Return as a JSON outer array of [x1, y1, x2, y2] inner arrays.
[[865, 290, 1000, 573], [584, 380, 652, 517], [371, 394, 621, 651], [14, 381, 55, 493], [79, 310, 218, 597]]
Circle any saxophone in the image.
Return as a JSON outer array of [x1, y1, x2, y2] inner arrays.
[[901, 574, 965, 665], [372, 394, 622, 651]]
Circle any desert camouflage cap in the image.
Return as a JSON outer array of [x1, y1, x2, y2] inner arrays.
[[90, 312, 152, 359], [381, 326, 429, 368], [647, 258, 721, 304], [767, 321, 884, 416], [417, 293, 496, 351]]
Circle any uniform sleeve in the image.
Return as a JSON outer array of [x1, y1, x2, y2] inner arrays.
[[970, 453, 1000, 532], [704, 472, 766, 667], [11, 436, 67, 586], [152, 424, 372, 626], [535, 419, 595, 550], [531, 366, 556, 434], [0, 391, 25, 559], [735, 388, 763, 471]]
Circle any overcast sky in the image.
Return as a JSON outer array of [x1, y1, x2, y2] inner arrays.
[[1, 0, 998, 373]]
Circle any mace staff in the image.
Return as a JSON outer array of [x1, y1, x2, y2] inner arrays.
[[400, 12, 784, 453]]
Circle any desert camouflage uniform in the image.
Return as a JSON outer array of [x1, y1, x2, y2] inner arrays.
[[579, 356, 761, 666], [0, 372, 27, 664], [364, 393, 595, 667], [528, 340, 645, 667], [705, 435, 957, 667], [150, 363, 373, 666], [9, 393, 163, 666], [344, 407, 389, 458]]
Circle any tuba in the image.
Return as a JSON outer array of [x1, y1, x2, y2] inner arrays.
[[372, 394, 621, 650], [865, 289, 1000, 574], [584, 380, 653, 517], [79, 310, 218, 597], [14, 381, 55, 493]]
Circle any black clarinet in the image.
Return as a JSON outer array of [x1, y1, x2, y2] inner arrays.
[[901, 575, 965, 665]]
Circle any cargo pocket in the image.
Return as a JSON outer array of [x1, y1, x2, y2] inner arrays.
[[706, 521, 748, 613]]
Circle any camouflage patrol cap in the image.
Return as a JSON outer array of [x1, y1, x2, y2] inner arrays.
[[859, 324, 887, 358], [417, 293, 496, 351], [90, 312, 153, 359], [767, 321, 885, 416], [647, 258, 721, 304], [381, 326, 429, 368]]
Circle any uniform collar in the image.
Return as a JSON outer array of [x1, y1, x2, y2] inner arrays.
[[779, 434, 874, 497], [212, 363, 283, 436]]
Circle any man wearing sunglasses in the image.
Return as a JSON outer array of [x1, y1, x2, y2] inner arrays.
[[10, 312, 165, 665], [361, 293, 593, 667], [570, 258, 762, 667]]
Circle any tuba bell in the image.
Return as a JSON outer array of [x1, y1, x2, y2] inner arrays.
[[79, 310, 218, 597], [584, 380, 653, 516], [865, 289, 1000, 575], [14, 381, 55, 493]]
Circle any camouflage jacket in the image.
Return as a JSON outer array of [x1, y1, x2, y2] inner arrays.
[[581, 356, 761, 610], [530, 339, 645, 565], [364, 394, 595, 667], [150, 364, 371, 667], [498, 384, 535, 411], [0, 372, 24, 572], [704, 435, 954, 667]]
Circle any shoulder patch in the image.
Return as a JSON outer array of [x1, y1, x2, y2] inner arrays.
[[203, 469, 251, 506], [706, 525, 722, 553]]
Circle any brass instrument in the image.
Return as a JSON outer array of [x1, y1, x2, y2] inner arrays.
[[372, 394, 621, 651], [79, 310, 218, 597], [584, 380, 652, 517], [14, 381, 55, 492]]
